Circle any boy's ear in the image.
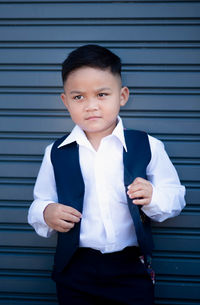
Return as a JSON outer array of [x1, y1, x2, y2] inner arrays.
[[61, 93, 68, 109], [120, 86, 129, 107]]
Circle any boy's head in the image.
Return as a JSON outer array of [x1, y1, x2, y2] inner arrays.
[[61, 44, 129, 144], [62, 44, 122, 85]]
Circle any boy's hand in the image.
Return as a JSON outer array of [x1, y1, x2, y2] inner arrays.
[[127, 177, 153, 205], [43, 203, 82, 233]]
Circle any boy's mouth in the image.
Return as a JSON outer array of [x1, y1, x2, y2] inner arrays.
[[85, 116, 101, 120]]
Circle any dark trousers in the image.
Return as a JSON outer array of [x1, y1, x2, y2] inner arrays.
[[53, 247, 154, 305]]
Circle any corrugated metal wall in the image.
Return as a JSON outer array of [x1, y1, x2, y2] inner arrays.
[[0, 1, 199, 304]]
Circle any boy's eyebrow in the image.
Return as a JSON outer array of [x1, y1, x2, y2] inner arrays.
[[69, 88, 112, 95], [69, 90, 83, 95], [96, 87, 112, 92]]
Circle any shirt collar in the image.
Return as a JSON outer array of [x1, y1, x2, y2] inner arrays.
[[58, 116, 127, 152], [112, 116, 127, 152]]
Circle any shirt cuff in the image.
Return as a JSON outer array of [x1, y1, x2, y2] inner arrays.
[[141, 184, 160, 219], [28, 200, 56, 238], [141, 183, 186, 222]]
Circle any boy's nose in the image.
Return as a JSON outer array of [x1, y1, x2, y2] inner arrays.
[[85, 98, 99, 111]]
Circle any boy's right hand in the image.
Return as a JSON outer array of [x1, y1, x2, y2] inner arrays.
[[43, 203, 82, 233]]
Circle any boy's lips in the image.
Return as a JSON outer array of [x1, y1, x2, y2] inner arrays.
[[85, 116, 101, 120]]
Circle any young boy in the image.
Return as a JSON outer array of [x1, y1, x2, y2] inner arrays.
[[28, 44, 186, 305]]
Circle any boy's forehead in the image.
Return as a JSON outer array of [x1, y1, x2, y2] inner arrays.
[[64, 66, 121, 88]]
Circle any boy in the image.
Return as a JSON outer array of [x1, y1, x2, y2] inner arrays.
[[28, 44, 185, 305]]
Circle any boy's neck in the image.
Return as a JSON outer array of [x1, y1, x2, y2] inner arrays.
[[86, 133, 109, 151], [85, 125, 117, 151], [87, 136, 102, 151]]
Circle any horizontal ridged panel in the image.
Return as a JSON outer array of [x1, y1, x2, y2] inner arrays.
[[1, 161, 199, 182], [0, 230, 200, 252], [0, 1, 199, 304], [0, 185, 34, 201], [1, 116, 199, 135], [0, 3, 199, 19], [1, 251, 200, 276], [155, 282, 200, 300], [0, 25, 199, 42], [0, 207, 199, 228], [0, 48, 200, 65], [0, 231, 57, 248], [1, 184, 199, 204], [0, 138, 200, 159], [1, 70, 199, 87], [0, 275, 199, 300], [0, 94, 200, 111], [0, 276, 56, 294]]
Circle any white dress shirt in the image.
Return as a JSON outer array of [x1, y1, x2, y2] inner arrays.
[[28, 118, 186, 253]]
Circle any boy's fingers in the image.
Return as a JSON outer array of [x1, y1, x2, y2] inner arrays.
[[127, 179, 152, 194], [127, 185, 142, 194], [61, 205, 82, 218], [133, 177, 149, 185], [56, 220, 75, 232], [128, 177, 149, 189], [127, 183, 148, 196], [133, 198, 150, 205], [127, 178, 153, 206], [60, 219, 75, 229], [62, 213, 81, 223], [128, 190, 146, 199], [43, 203, 82, 232]]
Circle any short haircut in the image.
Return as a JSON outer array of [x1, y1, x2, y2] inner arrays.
[[62, 44, 121, 84]]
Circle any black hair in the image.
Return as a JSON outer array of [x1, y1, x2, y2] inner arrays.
[[62, 44, 121, 84]]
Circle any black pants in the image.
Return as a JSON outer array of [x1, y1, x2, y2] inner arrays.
[[53, 247, 154, 305]]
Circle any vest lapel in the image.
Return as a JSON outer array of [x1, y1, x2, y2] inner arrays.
[[123, 130, 154, 256], [52, 140, 85, 212], [51, 139, 84, 273]]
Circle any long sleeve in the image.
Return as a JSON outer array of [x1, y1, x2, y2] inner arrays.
[[27, 143, 58, 237], [28, 129, 186, 242], [142, 135, 186, 222]]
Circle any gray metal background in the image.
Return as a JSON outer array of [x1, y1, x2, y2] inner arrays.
[[0, 1, 200, 304]]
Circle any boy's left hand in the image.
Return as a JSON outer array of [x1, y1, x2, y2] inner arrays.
[[127, 177, 153, 205]]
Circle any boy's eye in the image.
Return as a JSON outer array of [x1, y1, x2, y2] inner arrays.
[[73, 95, 84, 101], [98, 93, 108, 97]]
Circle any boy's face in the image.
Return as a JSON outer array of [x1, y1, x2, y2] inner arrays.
[[61, 66, 129, 141]]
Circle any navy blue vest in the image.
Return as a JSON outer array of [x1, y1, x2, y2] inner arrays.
[[51, 129, 153, 273]]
